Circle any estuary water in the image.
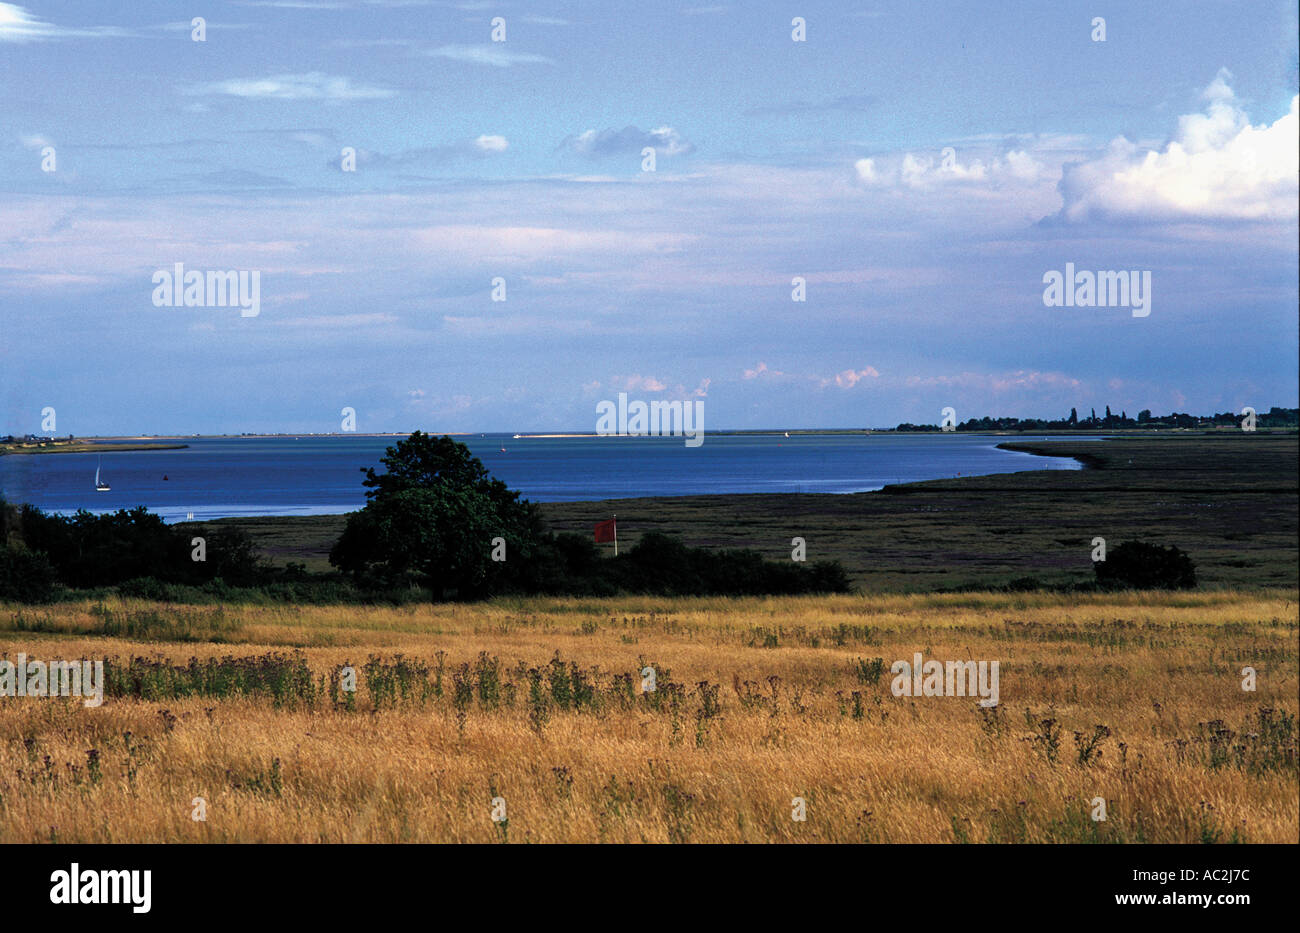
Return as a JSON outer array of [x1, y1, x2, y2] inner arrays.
[[0, 433, 1090, 523]]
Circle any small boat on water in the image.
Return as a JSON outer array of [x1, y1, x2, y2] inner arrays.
[[512, 434, 522, 439], [94, 457, 111, 491]]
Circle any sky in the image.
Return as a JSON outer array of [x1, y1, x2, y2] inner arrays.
[[1, 0, 1297, 435]]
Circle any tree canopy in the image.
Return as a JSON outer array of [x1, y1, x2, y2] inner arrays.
[[331, 432, 542, 598]]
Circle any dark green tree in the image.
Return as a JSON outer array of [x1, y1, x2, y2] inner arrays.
[[331, 432, 543, 599]]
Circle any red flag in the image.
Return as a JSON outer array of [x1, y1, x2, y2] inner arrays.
[[593, 518, 617, 543]]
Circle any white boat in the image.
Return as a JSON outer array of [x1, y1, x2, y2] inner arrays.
[[94, 456, 111, 491], [512, 434, 521, 439], [784, 431, 790, 438]]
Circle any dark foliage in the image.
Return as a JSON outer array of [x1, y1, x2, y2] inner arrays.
[[895, 405, 1298, 432], [331, 432, 544, 598], [1, 496, 264, 591], [0, 544, 59, 603], [330, 434, 852, 599], [1094, 540, 1197, 590]]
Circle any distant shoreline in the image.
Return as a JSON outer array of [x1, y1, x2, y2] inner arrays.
[[16, 426, 1295, 443], [0, 441, 189, 457]]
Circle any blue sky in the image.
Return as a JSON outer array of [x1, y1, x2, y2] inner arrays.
[[2, 0, 1297, 434]]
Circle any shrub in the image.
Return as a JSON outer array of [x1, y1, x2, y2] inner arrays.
[[1094, 540, 1197, 590], [0, 545, 58, 603]]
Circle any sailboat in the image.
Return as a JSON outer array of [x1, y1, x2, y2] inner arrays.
[[94, 456, 111, 491]]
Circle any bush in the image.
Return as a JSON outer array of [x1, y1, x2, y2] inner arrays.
[[0, 545, 59, 603], [12, 503, 264, 589], [1094, 540, 1197, 590], [600, 532, 852, 597]]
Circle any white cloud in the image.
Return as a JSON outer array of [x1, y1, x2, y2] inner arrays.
[[743, 361, 787, 379], [565, 126, 694, 157], [854, 158, 881, 184], [428, 45, 553, 67], [862, 149, 1043, 189], [1059, 70, 1299, 221], [1004, 149, 1045, 183], [185, 72, 396, 101], [823, 367, 880, 389], [624, 374, 667, 392], [0, 3, 131, 41], [474, 134, 508, 153]]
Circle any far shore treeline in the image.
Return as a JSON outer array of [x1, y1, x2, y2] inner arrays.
[[894, 405, 1298, 432], [3, 406, 1296, 452], [0, 432, 852, 604]]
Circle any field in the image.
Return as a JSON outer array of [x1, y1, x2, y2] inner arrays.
[[2, 433, 1296, 843], [0, 590, 1295, 843]]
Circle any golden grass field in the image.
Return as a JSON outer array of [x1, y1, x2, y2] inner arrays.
[[1, 590, 1296, 843]]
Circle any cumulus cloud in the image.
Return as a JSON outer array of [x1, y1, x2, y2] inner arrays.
[[857, 149, 1044, 188], [185, 72, 396, 101], [563, 126, 695, 158], [1059, 70, 1299, 221], [822, 367, 881, 389], [854, 158, 881, 184]]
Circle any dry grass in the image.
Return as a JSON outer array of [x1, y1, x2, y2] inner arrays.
[[1, 590, 1295, 843]]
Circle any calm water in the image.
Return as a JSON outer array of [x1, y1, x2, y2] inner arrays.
[[0, 434, 1090, 522]]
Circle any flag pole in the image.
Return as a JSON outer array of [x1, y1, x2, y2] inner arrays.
[[613, 514, 618, 556]]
